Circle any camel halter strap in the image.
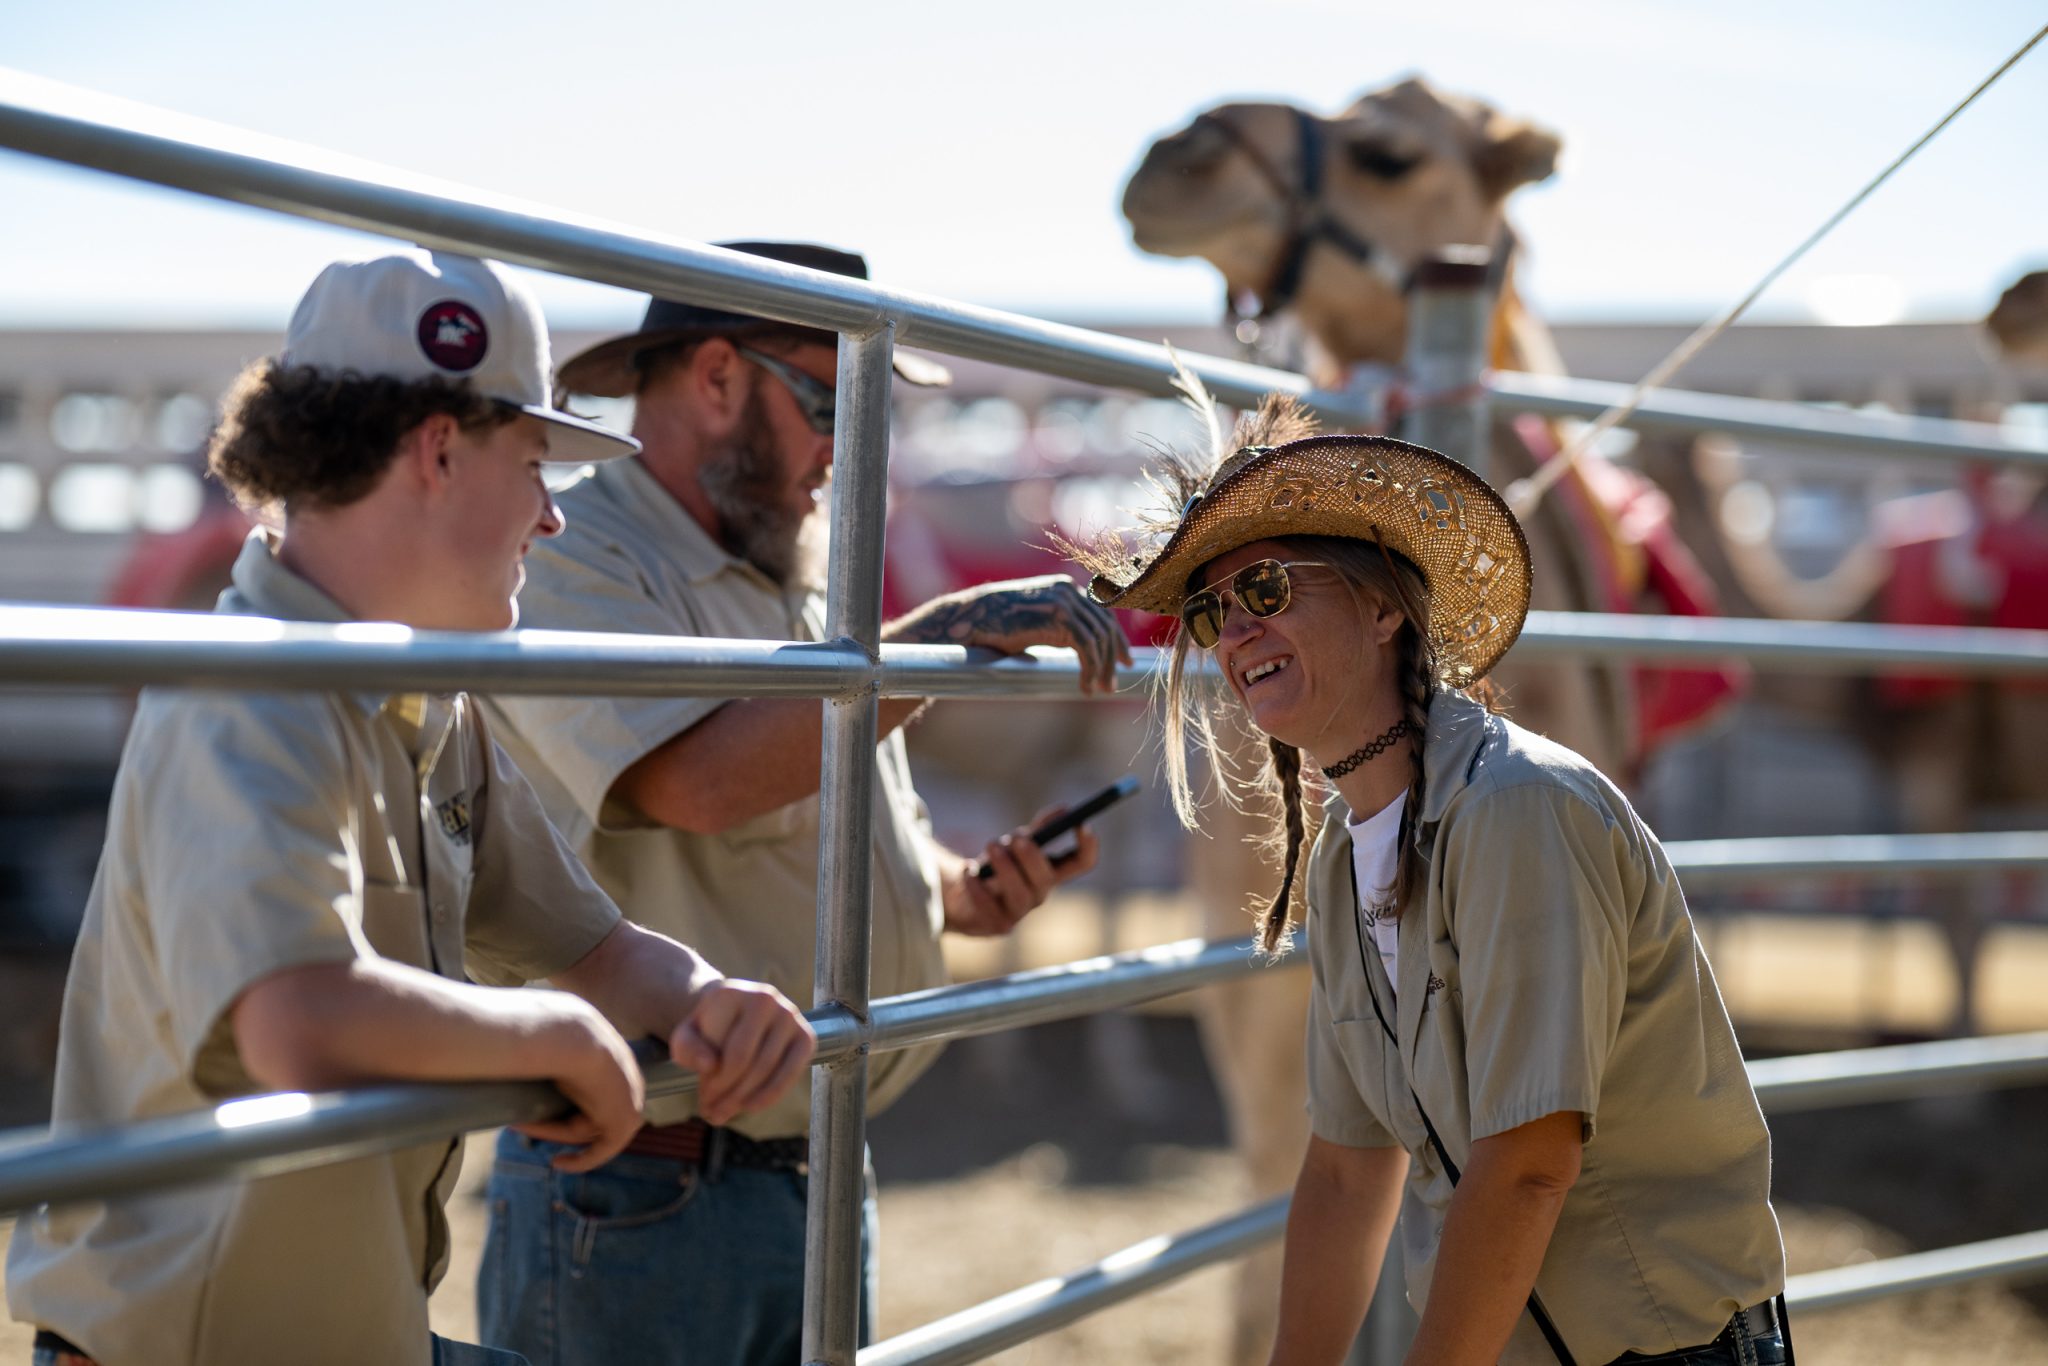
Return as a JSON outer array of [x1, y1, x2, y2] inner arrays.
[[1195, 107, 1513, 325], [1195, 107, 1385, 321]]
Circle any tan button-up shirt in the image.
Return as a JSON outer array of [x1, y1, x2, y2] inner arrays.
[[1303, 691, 1784, 1364], [487, 457, 946, 1136], [6, 532, 622, 1366]]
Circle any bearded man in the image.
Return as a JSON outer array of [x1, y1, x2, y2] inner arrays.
[[475, 241, 1130, 1366]]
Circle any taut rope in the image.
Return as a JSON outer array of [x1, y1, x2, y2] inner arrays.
[[1505, 22, 2048, 520]]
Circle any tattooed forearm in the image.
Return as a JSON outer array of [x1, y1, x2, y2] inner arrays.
[[887, 583, 1070, 646], [883, 575, 1133, 694]]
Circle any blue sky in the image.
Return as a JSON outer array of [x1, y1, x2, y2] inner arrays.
[[1, 0, 2043, 331]]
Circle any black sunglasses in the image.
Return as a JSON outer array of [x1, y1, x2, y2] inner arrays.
[[737, 346, 836, 435], [1179, 559, 1332, 649]]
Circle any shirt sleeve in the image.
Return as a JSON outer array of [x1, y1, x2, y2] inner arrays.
[[136, 695, 371, 1093], [1304, 912, 1400, 1149], [462, 716, 625, 988], [1439, 783, 1632, 1142], [488, 540, 725, 845]]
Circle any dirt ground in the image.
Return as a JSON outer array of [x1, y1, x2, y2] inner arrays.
[[4, 911, 2048, 1362]]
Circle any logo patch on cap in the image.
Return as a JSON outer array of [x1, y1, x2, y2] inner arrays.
[[417, 300, 489, 372]]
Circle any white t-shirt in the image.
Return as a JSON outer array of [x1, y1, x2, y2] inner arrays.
[[1348, 790, 1407, 995]]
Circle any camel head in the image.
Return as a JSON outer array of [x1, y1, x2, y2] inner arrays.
[[1987, 270, 2048, 366], [1121, 77, 1561, 369]]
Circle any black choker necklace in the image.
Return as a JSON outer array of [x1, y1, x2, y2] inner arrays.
[[1319, 719, 1413, 780]]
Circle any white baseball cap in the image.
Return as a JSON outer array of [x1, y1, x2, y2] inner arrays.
[[281, 250, 639, 463]]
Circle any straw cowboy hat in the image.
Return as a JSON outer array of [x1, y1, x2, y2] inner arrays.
[[1073, 390, 1531, 688]]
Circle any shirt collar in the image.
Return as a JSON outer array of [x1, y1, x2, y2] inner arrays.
[[1417, 688, 1499, 827], [601, 456, 772, 590], [219, 528, 352, 624], [214, 528, 416, 722]]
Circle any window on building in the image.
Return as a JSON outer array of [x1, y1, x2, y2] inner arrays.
[[49, 464, 137, 532], [2003, 403, 2048, 447], [154, 393, 215, 454], [0, 463, 38, 531], [51, 393, 141, 455], [136, 464, 206, 533], [45, 462, 210, 535], [1033, 400, 1091, 461]]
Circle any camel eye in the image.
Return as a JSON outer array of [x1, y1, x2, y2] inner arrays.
[[1347, 142, 1420, 180]]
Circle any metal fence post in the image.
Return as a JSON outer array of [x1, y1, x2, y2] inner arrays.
[[802, 322, 896, 1366], [1399, 246, 1494, 481]]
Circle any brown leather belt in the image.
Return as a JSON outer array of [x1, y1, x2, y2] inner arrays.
[[618, 1118, 808, 1173]]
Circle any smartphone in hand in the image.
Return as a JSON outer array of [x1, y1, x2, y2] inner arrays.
[[973, 775, 1140, 880]]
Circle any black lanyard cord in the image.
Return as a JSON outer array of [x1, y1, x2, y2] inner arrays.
[[1347, 860, 1579, 1366]]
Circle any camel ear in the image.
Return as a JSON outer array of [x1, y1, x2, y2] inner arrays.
[[1474, 117, 1561, 200]]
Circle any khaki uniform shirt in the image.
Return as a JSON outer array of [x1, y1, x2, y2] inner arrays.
[[1303, 691, 1784, 1364], [6, 532, 622, 1366], [487, 458, 946, 1136]]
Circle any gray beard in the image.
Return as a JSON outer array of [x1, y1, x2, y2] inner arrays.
[[698, 392, 827, 588]]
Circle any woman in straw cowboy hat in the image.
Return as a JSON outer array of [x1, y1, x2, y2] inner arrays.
[[1067, 386, 1789, 1366]]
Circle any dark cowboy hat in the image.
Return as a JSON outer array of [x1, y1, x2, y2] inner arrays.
[[554, 240, 952, 397], [1082, 431, 1532, 689]]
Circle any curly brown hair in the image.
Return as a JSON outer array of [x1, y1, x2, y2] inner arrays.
[[206, 360, 515, 513]]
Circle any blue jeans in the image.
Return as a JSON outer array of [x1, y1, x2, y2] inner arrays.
[[30, 1333, 524, 1365], [434, 1338, 530, 1366], [476, 1130, 878, 1366]]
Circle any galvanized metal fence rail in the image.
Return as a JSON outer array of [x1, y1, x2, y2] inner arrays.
[[2, 66, 2047, 1366], [4, 607, 2048, 694]]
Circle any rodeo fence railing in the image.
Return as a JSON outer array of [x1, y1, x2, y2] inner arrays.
[[2, 67, 2048, 1366]]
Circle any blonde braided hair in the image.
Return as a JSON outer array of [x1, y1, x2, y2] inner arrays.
[[1254, 737, 1310, 954]]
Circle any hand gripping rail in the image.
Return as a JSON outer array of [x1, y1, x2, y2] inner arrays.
[[0, 937, 1268, 1217]]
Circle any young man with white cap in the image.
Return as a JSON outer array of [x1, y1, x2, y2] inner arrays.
[[475, 240, 1133, 1366], [4, 250, 814, 1366]]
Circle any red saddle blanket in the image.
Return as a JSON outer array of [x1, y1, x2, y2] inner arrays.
[[1880, 471, 2048, 703], [1513, 415, 1747, 763]]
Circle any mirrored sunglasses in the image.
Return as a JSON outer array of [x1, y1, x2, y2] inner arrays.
[[737, 346, 836, 435], [1179, 559, 1331, 649]]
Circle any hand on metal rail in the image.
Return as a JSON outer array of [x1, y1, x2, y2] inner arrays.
[[506, 998, 647, 1173], [668, 979, 816, 1127], [883, 575, 1134, 694]]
